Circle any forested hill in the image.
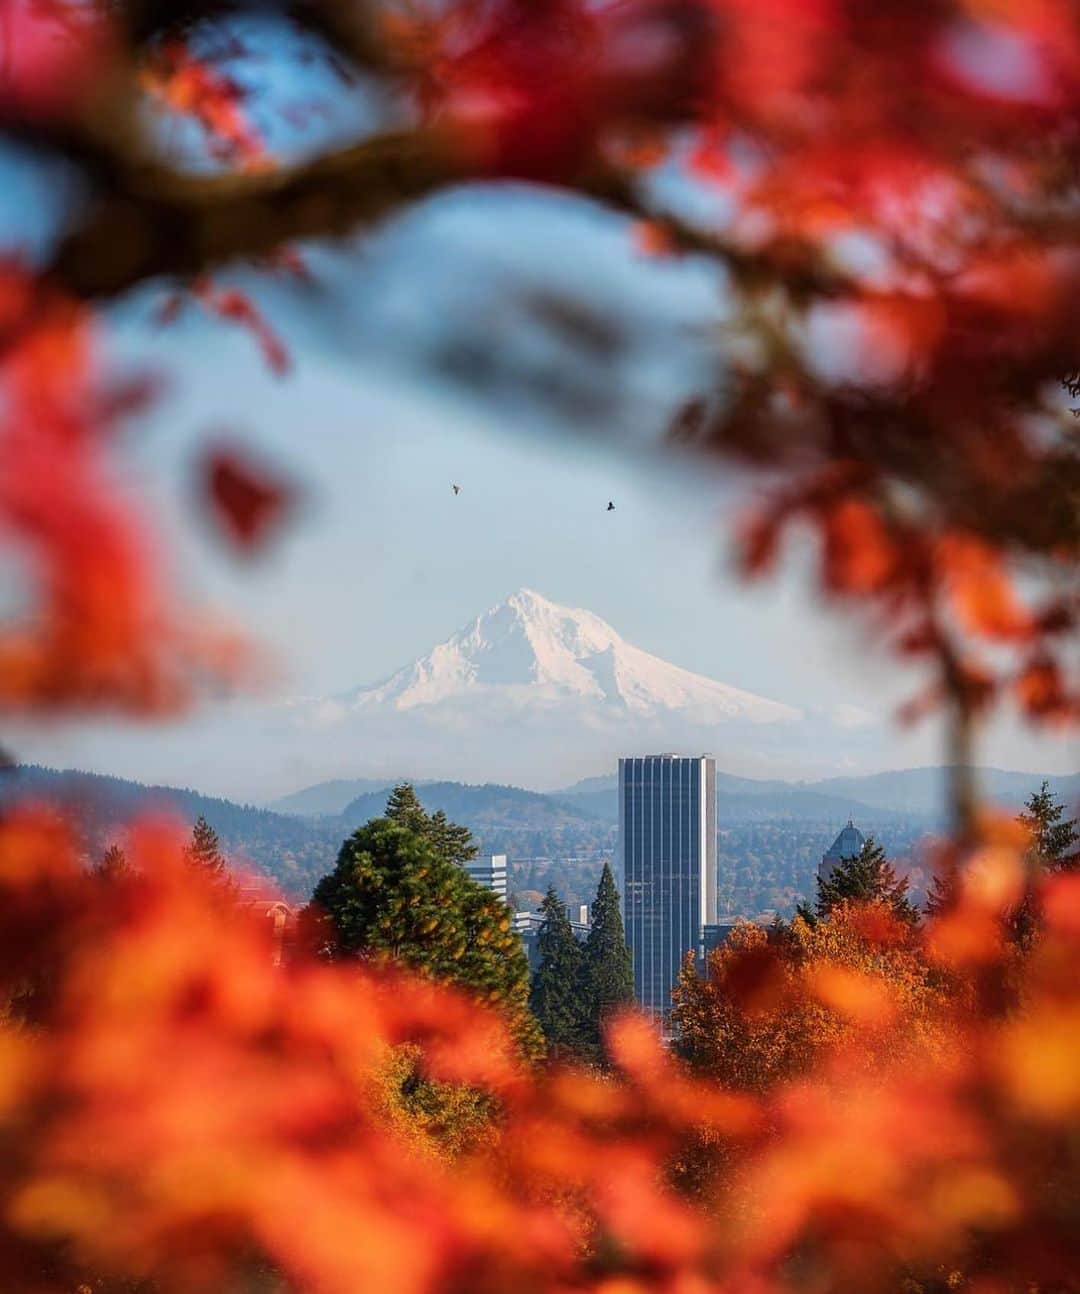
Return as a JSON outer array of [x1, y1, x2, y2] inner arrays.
[[0, 765, 339, 898]]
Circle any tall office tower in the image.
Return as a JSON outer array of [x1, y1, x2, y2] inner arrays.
[[465, 854, 509, 904], [619, 755, 717, 1016]]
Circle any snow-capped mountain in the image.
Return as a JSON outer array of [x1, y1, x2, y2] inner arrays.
[[312, 588, 801, 725]]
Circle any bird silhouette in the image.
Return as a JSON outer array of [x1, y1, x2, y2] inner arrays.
[[606, 500, 615, 511], [452, 484, 461, 495]]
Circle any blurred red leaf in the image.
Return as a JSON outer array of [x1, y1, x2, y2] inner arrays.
[[201, 446, 294, 552]]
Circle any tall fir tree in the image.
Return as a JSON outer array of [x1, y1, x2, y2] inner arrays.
[[427, 808, 478, 867], [384, 784, 478, 866], [95, 842, 128, 879], [579, 862, 633, 1059], [529, 886, 585, 1057], [1009, 782, 1079, 946], [384, 782, 429, 835], [930, 784, 1078, 935], [803, 837, 917, 924], [310, 817, 541, 1057], [1019, 782, 1078, 873], [924, 869, 955, 918], [184, 815, 225, 876]]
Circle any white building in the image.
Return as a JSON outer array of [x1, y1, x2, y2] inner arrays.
[[465, 853, 508, 904]]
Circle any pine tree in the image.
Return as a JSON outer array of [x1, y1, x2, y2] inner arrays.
[[428, 808, 478, 867], [1009, 782, 1079, 947], [815, 837, 917, 923], [579, 862, 633, 1058], [384, 782, 429, 835], [528, 886, 585, 1056], [384, 784, 478, 866], [310, 818, 541, 1058], [184, 815, 225, 876], [95, 843, 128, 879], [1019, 782, 1078, 873], [924, 869, 956, 917]]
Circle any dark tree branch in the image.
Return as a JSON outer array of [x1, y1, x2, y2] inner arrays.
[[49, 127, 465, 298]]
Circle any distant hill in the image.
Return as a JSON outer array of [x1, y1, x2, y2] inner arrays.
[[270, 777, 408, 818], [0, 764, 339, 899], [335, 781, 612, 833], [563, 785, 898, 825], [557, 765, 1077, 821], [806, 767, 1079, 816], [560, 770, 794, 798]]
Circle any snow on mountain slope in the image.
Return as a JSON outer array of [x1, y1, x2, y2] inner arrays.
[[314, 588, 799, 724]]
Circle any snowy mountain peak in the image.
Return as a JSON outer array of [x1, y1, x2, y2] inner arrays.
[[329, 590, 801, 724]]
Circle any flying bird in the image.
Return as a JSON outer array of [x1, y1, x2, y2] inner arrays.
[[607, 500, 615, 511], [452, 484, 461, 495]]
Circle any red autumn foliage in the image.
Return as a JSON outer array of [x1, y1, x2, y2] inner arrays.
[[141, 36, 267, 168], [0, 265, 245, 712], [201, 444, 295, 553]]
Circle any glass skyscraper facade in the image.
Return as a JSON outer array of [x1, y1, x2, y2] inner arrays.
[[619, 755, 717, 1016]]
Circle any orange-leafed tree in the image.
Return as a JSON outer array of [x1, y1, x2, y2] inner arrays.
[[672, 903, 954, 1090]]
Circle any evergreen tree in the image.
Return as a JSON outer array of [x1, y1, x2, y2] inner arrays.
[[310, 818, 541, 1057], [428, 808, 478, 867], [924, 869, 955, 917], [1019, 782, 1078, 873], [184, 815, 225, 876], [95, 843, 128, 879], [813, 837, 917, 923], [384, 782, 429, 835], [384, 784, 478, 866], [529, 886, 585, 1056], [579, 862, 633, 1058], [1009, 782, 1079, 947]]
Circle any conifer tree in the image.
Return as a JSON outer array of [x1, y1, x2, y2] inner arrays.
[[1009, 782, 1079, 947], [384, 784, 478, 866], [428, 808, 478, 868], [184, 815, 225, 876], [95, 843, 128, 879], [811, 837, 917, 923], [1019, 782, 1078, 873], [384, 782, 429, 835], [579, 862, 633, 1057], [924, 869, 955, 918], [528, 886, 585, 1056], [311, 818, 541, 1057]]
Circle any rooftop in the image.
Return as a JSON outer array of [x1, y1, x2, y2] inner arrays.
[[823, 819, 866, 861]]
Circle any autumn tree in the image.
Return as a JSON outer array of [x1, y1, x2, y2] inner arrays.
[[310, 818, 540, 1056], [578, 862, 633, 1061], [529, 886, 585, 1057], [673, 904, 949, 1091]]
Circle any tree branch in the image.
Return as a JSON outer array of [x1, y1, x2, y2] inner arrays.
[[50, 127, 465, 298]]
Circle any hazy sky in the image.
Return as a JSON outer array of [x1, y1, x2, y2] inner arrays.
[[2, 119, 1074, 800]]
